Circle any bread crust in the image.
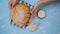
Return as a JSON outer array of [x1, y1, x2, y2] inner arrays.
[[10, 3, 30, 28]]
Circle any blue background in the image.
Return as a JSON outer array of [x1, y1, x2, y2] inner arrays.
[[0, 0, 60, 34]]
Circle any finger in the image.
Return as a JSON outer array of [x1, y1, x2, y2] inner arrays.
[[12, 3, 15, 7], [9, 1, 13, 9], [34, 9, 38, 16], [9, 0, 16, 9], [31, 5, 38, 14], [31, 7, 36, 13], [10, 3, 14, 9], [31, 9, 38, 18], [32, 2, 40, 13]]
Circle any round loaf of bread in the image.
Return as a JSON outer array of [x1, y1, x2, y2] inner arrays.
[[10, 3, 30, 28]]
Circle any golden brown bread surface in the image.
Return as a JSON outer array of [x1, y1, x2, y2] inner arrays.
[[10, 3, 30, 28]]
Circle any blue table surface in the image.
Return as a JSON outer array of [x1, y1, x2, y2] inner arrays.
[[0, 0, 60, 34]]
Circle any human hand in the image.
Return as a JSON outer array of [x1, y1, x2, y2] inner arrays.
[[31, 0, 56, 18]]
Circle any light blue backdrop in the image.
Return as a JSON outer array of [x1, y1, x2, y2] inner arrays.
[[0, 0, 60, 34]]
